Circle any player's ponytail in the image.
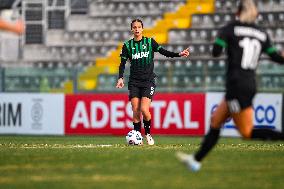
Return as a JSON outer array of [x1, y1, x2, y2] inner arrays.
[[237, 0, 258, 23]]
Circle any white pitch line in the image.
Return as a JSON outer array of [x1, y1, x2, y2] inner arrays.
[[3, 144, 114, 149]]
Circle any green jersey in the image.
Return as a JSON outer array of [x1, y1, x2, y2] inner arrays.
[[119, 36, 180, 86]]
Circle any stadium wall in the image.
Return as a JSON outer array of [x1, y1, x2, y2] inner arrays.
[[0, 93, 283, 136]]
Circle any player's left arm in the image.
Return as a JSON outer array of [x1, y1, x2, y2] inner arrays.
[[266, 48, 284, 64], [263, 34, 284, 64], [152, 38, 189, 58], [0, 18, 24, 34]]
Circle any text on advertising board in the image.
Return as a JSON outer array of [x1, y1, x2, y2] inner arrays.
[[65, 93, 205, 135]]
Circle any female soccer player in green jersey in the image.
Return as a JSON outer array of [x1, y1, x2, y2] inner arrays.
[[116, 19, 189, 145]]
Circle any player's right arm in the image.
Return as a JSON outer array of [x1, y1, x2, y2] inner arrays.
[[116, 43, 129, 88], [212, 25, 230, 57]]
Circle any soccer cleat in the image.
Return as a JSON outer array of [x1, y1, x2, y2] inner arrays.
[[145, 134, 155, 145], [176, 152, 201, 172]]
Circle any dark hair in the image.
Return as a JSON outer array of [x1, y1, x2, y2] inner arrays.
[[131, 19, 143, 29]]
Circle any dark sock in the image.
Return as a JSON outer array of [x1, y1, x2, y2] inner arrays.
[[251, 128, 284, 141], [133, 122, 141, 132], [143, 119, 151, 135], [194, 128, 221, 162]]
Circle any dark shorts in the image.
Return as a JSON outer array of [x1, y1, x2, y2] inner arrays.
[[225, 78, 256, 113], [128, 82, 156, 101]]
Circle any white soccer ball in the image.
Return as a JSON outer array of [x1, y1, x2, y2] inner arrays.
[[126, 130, 143, 145]]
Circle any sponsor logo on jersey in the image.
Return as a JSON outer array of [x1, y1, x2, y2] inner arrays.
[[132, 51, 150, 59]]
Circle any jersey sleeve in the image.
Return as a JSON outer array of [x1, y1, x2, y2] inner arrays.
[[215, 25, 230, 48], [263, 33, 277, 55], [212, 24, 231, 57], [118, 44, 129, 79], [152, 38, 180, 57], [151, 38, 162, 52], [120, 43, 130, 60], [263, 33, 284, 64]]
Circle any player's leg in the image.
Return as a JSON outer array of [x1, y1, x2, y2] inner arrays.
[[194, 99, 230, 161], [141, 97, 152, 134], [129, 86, 142, 132], [131, 97, 141, 132], [231, 106, 254, 139], [141, 84, 155, 145], [232, 107, 284, 140], [251, 128, 284, 140], [141, 97, 154, 145], [177, 99, 230, 171]]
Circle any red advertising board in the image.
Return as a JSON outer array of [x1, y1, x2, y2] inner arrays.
[[65, 93, 205, 135]]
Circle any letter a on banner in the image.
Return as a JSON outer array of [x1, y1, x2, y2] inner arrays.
[[71, 101, 90, 128]]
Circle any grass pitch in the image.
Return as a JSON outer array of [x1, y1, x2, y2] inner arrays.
[[0, 136, 283, 189]]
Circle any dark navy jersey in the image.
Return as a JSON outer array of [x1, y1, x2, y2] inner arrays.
[[119, 36, 180, 86], [214, 20, 277, 81], [213, 20, 284, 110]]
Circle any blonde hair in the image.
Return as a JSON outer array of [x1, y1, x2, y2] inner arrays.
[[238, 0, 258, 23]]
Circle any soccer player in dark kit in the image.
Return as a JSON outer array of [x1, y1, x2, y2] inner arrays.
[[116, 19, 190, 145], [177, 0, 284, 171]]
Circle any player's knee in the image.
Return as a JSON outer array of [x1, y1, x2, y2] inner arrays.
[[242, 133, 251, 139], [241, 130, 252, 139], [140, 107, 150, 117], [132, 106, 140, 113], [141, 109, 150, 117]]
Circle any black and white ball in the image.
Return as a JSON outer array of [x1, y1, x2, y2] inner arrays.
[[126, 130, 143, 145]]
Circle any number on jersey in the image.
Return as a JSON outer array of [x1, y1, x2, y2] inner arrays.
[[239, 37, 261, 70]]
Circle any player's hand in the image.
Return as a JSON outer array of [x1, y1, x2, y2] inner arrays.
[[179, 48, 190, 57], [0, 18, 24, 35], [13, 20, 25, 35], [281, 50, 284, 58], [116, 78, 124, 88]]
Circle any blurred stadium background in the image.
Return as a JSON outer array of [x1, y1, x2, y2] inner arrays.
[[0, 0, 283, 94]]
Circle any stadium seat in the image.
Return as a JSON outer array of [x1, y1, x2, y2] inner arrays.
[[3, 0, 283, 93]]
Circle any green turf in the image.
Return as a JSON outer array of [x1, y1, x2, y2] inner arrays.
[[0, 136, 283, 189]]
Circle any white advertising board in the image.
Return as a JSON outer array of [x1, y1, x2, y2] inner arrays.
[[206, 93, 283, 137], [0, 93, 64, 135]]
